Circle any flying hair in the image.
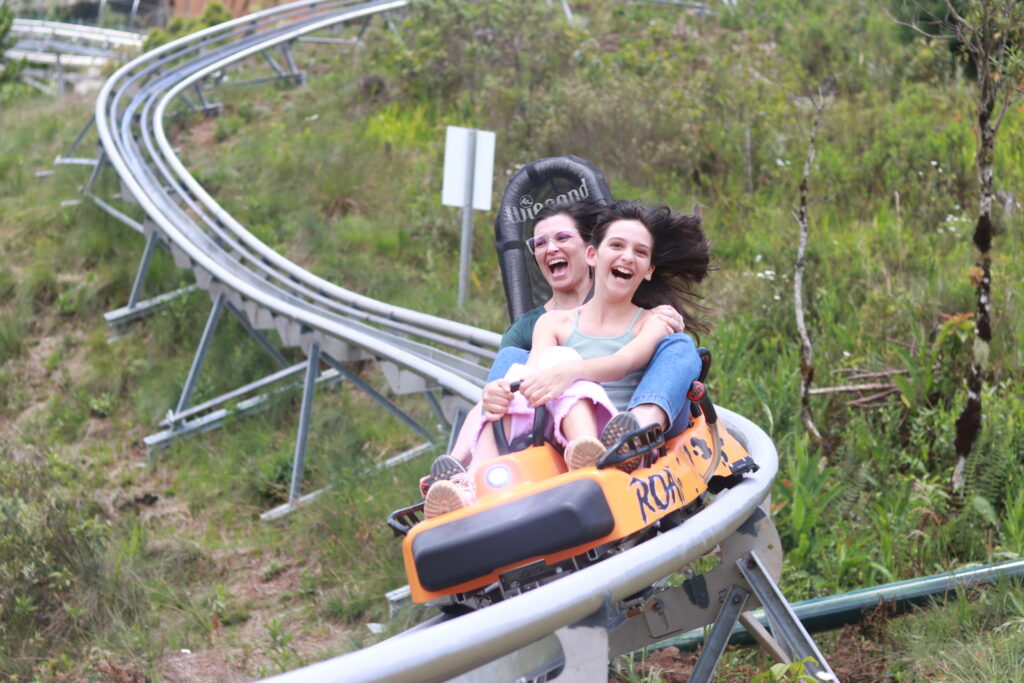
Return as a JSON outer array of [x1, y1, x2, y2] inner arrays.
[[591, 200, 713, 338]]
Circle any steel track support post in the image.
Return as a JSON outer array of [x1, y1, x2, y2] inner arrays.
[[321, 354, 434, 443], [225, 301, 288, 368], [84, 150, 107, 194], [689, 585, 750, 683], [173, 292, 226, 421], [738, 551, 838, 682], [280, 42, 298, 75], [127, 230, 160, 309], [59, 115, 96, 162], [56, 52, 65, 97], [356, 14, 373, 40], [554, 598, 612, 681], [192, 82, 220, 116], [423, 390, 449, 432], [278, 42, 306, 86], [288, 341, 320, 504], [261, 49, 286, 77]]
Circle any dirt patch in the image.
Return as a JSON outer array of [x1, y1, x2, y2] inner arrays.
[[186, 116, 219, 152], [161, 648, 252, 683]]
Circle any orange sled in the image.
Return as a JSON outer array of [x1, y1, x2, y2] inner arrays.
[[387, 354, 758, 612]]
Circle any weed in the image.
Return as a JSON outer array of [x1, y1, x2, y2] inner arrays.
[[261, 560, 286, 582], [263, 618, 303, 673]]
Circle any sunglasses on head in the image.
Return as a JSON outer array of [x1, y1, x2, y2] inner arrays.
[[526, 230, 578, 254]]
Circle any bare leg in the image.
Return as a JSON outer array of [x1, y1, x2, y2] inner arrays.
[[468, 416, 505, 471], [447, 400, 483, 466], [559, 399, 599, 442]]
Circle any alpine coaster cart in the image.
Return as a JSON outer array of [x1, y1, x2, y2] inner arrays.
[[386, 157, 837, 682]]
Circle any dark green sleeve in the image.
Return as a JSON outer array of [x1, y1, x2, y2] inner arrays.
[[498, 306, 545, 350]]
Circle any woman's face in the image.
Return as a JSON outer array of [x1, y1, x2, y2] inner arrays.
[[530, 213, 590, 294], [586, 219, 654, 297]]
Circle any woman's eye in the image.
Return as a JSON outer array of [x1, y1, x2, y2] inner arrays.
[[555, 232, 573, 242]]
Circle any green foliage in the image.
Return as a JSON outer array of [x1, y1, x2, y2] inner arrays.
[[0, 452, 135, 676], [142, 2, 234, 52], [751, 656, 821, 682], [0, 2, 26, 93], [888, 582, 1024, 681]]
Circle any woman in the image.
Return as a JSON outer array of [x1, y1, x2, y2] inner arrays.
[[425, 201, 711, 518]]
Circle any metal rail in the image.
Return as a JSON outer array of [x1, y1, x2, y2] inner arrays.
[[10, 19, 143, 94], [10, 19, 142, 66], [12, 19, 144, 48]]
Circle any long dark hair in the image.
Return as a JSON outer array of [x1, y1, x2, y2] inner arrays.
[[591, 200, 712, 336], [532, 197, 605, 244]]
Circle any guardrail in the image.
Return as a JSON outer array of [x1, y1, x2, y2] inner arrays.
[[10, 19, 143, 93]]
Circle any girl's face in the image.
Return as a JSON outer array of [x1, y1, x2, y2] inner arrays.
[[531, 213, 589, 293], [586, 219, 655, 296]]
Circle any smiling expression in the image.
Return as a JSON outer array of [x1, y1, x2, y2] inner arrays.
[[530, 214, 589, 293], [586, 219, 655, 296]]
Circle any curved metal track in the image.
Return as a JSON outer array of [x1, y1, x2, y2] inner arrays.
[[96, 0, 499, 418], [86, 2, 790, 679]]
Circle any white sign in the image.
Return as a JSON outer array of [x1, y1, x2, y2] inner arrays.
[[442, 126, 496, 211]]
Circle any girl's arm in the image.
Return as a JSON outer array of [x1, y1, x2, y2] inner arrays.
[[481, 311, 564, 420], [519, 312, 671, 406], [523, 310, 564, 366]]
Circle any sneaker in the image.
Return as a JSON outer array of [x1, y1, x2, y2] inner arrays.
[[601, 412, 643, 473], [565, 436, 606, 471], [424, 473, 476, 519], [419, 455, 467, 498]]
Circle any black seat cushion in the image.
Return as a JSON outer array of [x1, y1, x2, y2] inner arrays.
[[413, 479, 615, 592]]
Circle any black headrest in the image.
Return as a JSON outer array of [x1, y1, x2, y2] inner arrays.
[[493, 156, 614, 323]]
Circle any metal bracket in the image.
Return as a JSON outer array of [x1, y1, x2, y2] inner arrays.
[[609, 506, 782, 654], [738, 551, 838, 681]]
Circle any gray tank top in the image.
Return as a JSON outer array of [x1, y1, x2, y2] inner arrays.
[[564, 307, 646, 411]]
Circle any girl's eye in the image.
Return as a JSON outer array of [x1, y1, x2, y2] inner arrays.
[[555, 231, 574, 243]]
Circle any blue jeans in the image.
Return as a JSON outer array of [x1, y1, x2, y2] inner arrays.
[[485, 333, 700, 438]]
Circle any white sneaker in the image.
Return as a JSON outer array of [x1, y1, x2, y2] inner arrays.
[[424, 473, 476, 519]]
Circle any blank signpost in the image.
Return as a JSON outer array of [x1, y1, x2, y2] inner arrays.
[[442, 126, 496, 306]]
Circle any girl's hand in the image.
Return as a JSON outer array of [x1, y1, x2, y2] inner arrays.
[[482, 379, 514, 421], [519, 361, 581, 407], [649, 305, 684, 334]]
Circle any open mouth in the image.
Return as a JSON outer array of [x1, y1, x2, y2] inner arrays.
[[547, 257, 568, 276], [611, 266, 633, 280]]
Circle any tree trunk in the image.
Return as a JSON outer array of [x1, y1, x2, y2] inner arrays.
[[952, 73, 997, 490]]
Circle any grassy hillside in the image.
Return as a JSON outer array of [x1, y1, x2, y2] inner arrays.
[[2, 0, 1023, 680]]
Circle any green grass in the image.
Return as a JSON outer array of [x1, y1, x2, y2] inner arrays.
[[1, 0, 1023, 679]]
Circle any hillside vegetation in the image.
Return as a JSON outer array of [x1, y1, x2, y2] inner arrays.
[[1, 0, 1022, 680]]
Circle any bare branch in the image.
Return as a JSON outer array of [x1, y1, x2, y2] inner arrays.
[[808, 383, 896, 396], [792, 94, 829, 451]]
